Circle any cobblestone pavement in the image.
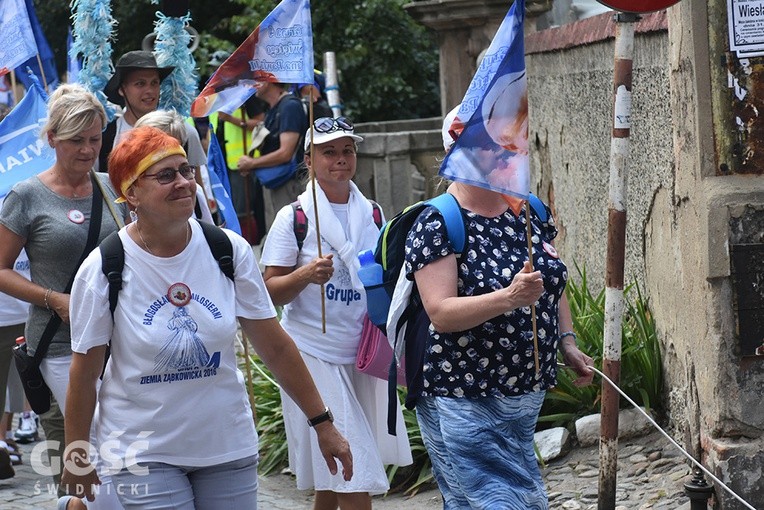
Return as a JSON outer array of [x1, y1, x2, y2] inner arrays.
[[1, 429, 699, 509], [542, 430, 694, 510]]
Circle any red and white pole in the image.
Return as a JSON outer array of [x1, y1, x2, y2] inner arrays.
[[599, 11, 638, 510]]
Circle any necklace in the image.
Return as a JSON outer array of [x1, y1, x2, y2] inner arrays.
[[135, 222, 189, 256], [135, 222, 154, 255], [54, 170, 90, 198]]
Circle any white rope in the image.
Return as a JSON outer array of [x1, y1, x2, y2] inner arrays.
[[247, 352, 281, 389], [578, 364, 757, 510]]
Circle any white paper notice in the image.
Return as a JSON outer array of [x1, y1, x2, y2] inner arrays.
[[728, 0, 764, 53], [614, 85, 632, 130]]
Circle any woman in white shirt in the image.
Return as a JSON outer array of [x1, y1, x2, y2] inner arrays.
[[260, 117, 412, 510], [61, 126, 352, 509]]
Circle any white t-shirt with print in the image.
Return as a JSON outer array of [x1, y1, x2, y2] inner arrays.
[[260, 205, 370, 364], [0, 195, 30, 326], [0, 250, 29, 327], [70, 220, 275, 469]]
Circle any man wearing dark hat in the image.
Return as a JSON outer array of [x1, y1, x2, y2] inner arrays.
[[97, 50, 214, 223], [98, 50, 175, 172]]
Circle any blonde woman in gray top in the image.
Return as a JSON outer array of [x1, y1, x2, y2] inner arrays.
[[0, 84, 127, 510]]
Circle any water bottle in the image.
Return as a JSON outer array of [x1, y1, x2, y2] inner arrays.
[[357, 249, 389, 327]]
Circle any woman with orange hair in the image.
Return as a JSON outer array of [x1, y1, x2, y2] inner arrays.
[[61, 126, 353, 508]]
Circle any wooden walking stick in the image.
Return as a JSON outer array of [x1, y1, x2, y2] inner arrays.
[[241, 331, 257, 424], [238, 110, 257, 423], [306, 95, 327, 333]]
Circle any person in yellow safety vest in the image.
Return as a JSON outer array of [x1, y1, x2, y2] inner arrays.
[[209, 95, 269, 245]]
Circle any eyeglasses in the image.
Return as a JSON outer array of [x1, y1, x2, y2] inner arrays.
[[141, 165, 196, 185], [313, 117, 354, 134]]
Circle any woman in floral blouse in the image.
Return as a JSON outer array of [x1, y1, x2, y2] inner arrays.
[[403, 112, 593, 509]]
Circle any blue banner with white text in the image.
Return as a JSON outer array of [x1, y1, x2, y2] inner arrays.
[[0, 79, 54, 198]]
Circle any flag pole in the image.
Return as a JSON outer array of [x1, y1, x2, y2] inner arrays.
[[502, 194, 540, 374], [240, 333, 257, 424], [240, 107, 255, 242], [239, 106, 257, 423], [525, 201, 540, 374], [35, 54, 48, 91], [9, 71, 19, 105], [307, 92, 326, 333]]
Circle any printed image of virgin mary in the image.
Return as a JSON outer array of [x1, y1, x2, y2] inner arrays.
[[154, 307, 211, 372]]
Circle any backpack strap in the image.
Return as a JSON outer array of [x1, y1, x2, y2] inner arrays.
[[99, 222, 235, 318], [370, 200, 383, 229], [527, 193, 548, 223], [100, 231, 124, 317], [292, 199, 382, 251], [98, 120, 118, 173], [198, 220, 235, 281], [425, 193, 466, 253], [424, 193, 545, 252], [291, 200, 309, 251]]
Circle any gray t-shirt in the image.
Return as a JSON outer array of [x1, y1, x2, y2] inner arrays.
[[0, 173, 126, 357]]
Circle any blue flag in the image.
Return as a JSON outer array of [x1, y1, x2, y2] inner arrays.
[[14, 0, 58, 91], [439, 0, 529, 202], [192, 0, 313, 116], [0, 0, 38, 75], [0, 77, 55, 198], [207, 124, 241, 235], [67, 27, 81, 84]]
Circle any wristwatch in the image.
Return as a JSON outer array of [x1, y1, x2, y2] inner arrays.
[[307, 407, 333, 427]]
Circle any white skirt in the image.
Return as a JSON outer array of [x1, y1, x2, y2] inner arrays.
[[281, 350, 413, 494]]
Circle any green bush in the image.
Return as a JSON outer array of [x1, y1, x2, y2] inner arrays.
[[387, 397, 434, 495], [243, 353, 288, 475], [538, 265, 663, 428], [244, 265, 663, 493]]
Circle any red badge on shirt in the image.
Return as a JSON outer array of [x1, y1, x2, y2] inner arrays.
[[542, 242, 559, 259], [167, 283, 192, 307]]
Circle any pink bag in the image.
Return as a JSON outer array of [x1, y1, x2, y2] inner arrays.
[[356, 315, 405, 385]]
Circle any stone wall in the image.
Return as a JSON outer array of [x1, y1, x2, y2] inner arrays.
[[527, 6, 764, 507], [526, 18, 673, 292], [354, 117, 443, 215]]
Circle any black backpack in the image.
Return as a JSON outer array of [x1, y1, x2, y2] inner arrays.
[[378, 193, 548, 435], [100, 220, 235, 316]]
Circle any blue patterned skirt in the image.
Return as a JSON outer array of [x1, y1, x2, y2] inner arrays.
[[416, 391, 548, 509]]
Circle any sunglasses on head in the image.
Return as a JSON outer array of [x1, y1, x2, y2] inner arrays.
[[313, 117, 354, 134], [141, 164, 196, 185]]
